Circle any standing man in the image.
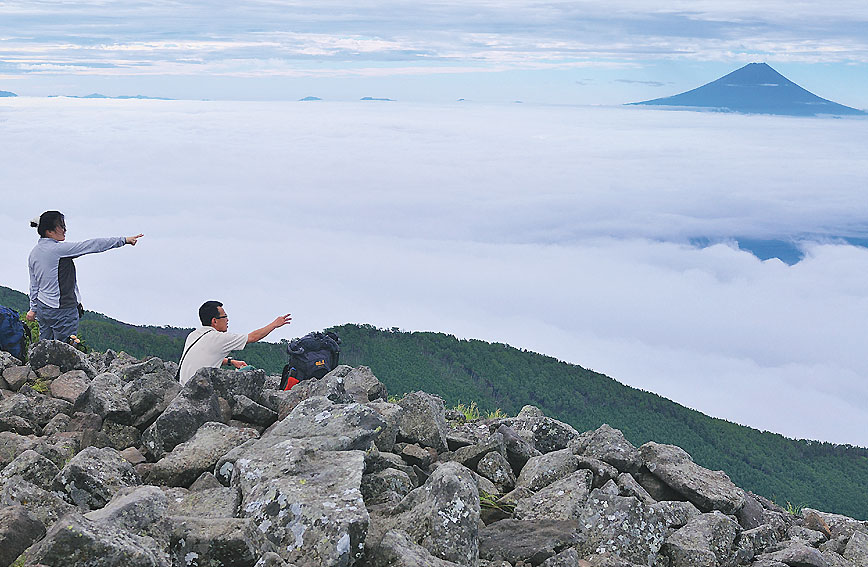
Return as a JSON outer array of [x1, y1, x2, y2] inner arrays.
[[27, 210, 143, 343], [178, 300, 291, 385]]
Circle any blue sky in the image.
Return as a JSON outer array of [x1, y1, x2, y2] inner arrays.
[[1, 1, 867, 106]]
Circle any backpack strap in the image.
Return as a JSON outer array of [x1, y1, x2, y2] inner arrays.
[[175, 329, 215, 381]]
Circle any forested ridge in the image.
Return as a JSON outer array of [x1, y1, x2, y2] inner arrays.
[[2, 284, 867, 519]]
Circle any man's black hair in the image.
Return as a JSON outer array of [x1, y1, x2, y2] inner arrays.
[[199, 301, 223, 326], [36, 211, 65, 238]]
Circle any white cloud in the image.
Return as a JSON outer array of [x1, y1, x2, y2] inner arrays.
[[1, 98, 867, 446]]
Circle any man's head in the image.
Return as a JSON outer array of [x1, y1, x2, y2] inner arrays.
[[35, 211, 66, 240], [199, 300, 229, 331]]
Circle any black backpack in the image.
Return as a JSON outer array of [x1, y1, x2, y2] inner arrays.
[[0, 305, 29, 363], [280, 331, 341, 390]]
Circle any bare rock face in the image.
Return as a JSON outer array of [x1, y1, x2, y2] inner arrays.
[[639, 442, 746, 514]]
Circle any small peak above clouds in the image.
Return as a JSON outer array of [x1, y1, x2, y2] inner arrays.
[[630, 62, 866, 117]]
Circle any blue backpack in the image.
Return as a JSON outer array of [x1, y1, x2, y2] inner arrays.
[[0, 305, 28, 362]]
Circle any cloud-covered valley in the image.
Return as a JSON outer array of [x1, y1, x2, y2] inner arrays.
[[1, 97, 867, 446]]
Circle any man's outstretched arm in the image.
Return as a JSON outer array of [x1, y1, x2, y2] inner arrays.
[[247, 314, 292, 344]]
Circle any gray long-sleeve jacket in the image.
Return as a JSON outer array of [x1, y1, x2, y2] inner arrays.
[[28, 236, 126, 310]]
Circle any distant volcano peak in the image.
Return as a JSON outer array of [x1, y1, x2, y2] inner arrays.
[[630, 62, 865, 116]]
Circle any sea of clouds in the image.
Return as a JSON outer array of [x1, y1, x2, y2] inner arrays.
[[1, 97, 867, 446]]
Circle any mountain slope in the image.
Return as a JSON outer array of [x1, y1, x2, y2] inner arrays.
[[2, 284, 867, 518], [630, 62, 865, 116]]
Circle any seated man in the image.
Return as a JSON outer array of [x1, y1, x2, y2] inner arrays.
[[178, 300, 291, 385]]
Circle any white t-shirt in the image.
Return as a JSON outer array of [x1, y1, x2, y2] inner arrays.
[[179, 326, 248, 385]]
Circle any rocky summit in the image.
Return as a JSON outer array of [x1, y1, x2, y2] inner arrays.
[[1, 341, 867, 567]]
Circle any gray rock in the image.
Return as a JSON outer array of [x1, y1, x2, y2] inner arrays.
[[577, 489, 668, 565], [844, 530, 868, 566], [253, 552, 293, 567], [273, 371, 356, 420], [233, 394, 278, 426], [1, 477, 76, 529], [109, 356, 165, 382], [824, 549, 856, 567], [757, 541, 830, 567], [0, 449, 60, 490], [21, 510, 169, 567], [28, 392, 74, 427], [233, 446, 368, 567], [367, 529, 463, 567], [495, 424, 542, 474], [400, 443, 434, 468], [42, 412, 71, 436], [36, 364, 62, 379], [738, 523, 785, 557], [579, 424, 643, 473], [820, 536, 849, 555], [397, 391, 450, 452], [0, 504, 45, 567], [366, 400, 403, 453], [86, 371, 133, 425], [541, 548, 580, 567], [147, 421, 259, 487], [497, 409, 582, 454], [639, 442, 746, 514], [189, 471, 224, 491], [515, 448, 580, 492], [375, 461, 480, 565], [0, 431, 36, 469], [801, 508, 868, 539], [576, 455, 620, 488], [362, 468, 415, 506], [477, 450, 517, 493], [659, 511, 741, 567], [52, 445, 142, 510], [651, 500, 702, 530], [634, 470, 685, 502], [3, 366, 36, 391], [0, 351, 21, 372], [580, 552, 645, 567], [0, 393, 38, 435], [478, 518, 583, 565], [514, 469, 593, 521], [617, 472, 656, 505], [326, 365, 388, 404], [85, 485, 169, 537], [736, 490, 766, 530], [100, 419, 141, 451], [450, 432, 506, 471], [169, 516, 274, 567], [123, 369, 182, 429], [28, 339, 96, 377], [141, 371, 223, 459], [49, 369, 91, 406], [166, 485, 242, 518], [789, 525, 828, 547]]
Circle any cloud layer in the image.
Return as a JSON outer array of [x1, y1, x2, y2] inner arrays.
[[1, 97, 867, 446]]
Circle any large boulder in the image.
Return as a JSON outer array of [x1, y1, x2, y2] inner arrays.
[[19, 510, 169, 567], [0, 432, 36, 469], [232, 445, 368, 567], [639, 442, 746, 514], [326, 365, 388, 403], [373, 461, 481, 565], [479, 519, 583, 565], [577, 489, 668, 565], [0, 504, 46, 567], [198, 366, 267, 406], [166, 485, 242, 518], [756, 541, 830, 567], [660, 511, 742, 567], [396, 391, 450, 452], [0, 449, 60, 490], [109, 356, 166, 382], [84, 485, 169, 538], [232, 394, 278, 427], [146, 421, 259, 487], [1, 477, 76, 529], [0, 393, 38, 435], [49, 369, 91, 406], [496, 423, 543, 474], [2, 365, 34, 392], [123, 369, 181, 429], [141, 371, 223, 459], [574, 424, 643, 473], [366, 529, 463, 567], [514, 469, 593, 521], [514, 448, 580, 492], [27, 339, 95, 377], [169, 516, 275, 567], [801, 508, 868, 539], [477, 450, 517, 493], [52, 446, 142, 510], [86, 372, 133, 425], [497, 406, 581, 454], [270, 371, 356, 420], [450, 432, 506, 471], [844, 530, 868, 566]]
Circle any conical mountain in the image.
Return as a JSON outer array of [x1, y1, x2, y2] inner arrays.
[[630, 62, 865, 116]]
